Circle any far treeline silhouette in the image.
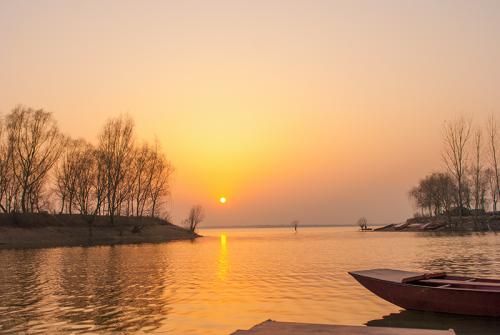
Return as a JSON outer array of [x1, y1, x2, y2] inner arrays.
[[408, 115, 500, 229], [0, 105, 174, 225]]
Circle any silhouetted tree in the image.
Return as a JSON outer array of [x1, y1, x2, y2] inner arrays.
[[0, 119, 9, 212], [487, 115, 499, 212], [185, 205, 204, 232], [0, 123, 19, 213], [357, 217, 368, 230], [6, 106, 63, 212], [409, 172, 456, 218], [150, 141, 174, 217], [0, 106, 174, 221], [442, 117, 472, 218], [97, 115, 135, 224], [485, 168, 498, 213], [55, 138, 87, 214], [127, 140, 173, 217], [291, 220, 299, 232], [471, 129, 485, 214]]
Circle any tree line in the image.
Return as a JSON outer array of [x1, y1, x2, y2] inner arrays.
[[409, 115, 499, 219], [0, 105, 173, 224]]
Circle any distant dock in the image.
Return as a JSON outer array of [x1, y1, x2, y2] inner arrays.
[[231, 320, 455, 335]]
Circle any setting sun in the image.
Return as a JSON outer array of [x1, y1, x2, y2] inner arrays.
[[2, 1, 500, 334]]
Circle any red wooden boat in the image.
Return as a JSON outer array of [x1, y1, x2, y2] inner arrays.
[[349, 269, 500, 317]]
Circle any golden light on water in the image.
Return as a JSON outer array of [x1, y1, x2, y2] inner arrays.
[[218, 233, 229, 281], [220, 234, 227, 246]]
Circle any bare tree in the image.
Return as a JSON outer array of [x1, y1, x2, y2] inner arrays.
[[442, 117, 472, 220], [185, 205, 204, 232], [469, 127, 489, 225], [55, 138, 87, 214], [70, 143, 100, 214], [148, 142, 173, 217], [409, 172, 456, 221], [97, 115, 135, 224], [6, 106, 63, 212], [485, 168, 498, 212], [487, 115, 499, 212], [0, 132, 19, 213], [357, 217, 368, 230], [130, 142, 154, 216], [471, 129, 483, 212], [0, 106, 175, 223], [409, 175, 435, 217], [0, 119, 12, 213], [73, 144, 108, 236], [461, 172, 473, 211], [409, 185, 426, 217], [437, 173, 456, 216], [0, 119, 8, 212]]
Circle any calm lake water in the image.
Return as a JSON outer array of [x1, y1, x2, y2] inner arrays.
[[1, 227, 500, 334]]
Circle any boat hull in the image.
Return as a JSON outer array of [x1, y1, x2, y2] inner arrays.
[[350, 272, 500, 317]]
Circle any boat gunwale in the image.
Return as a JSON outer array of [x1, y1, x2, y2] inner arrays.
[[349, 271, 500, 293]]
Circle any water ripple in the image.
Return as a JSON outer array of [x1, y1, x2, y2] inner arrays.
[[1, 228, 499, 334]]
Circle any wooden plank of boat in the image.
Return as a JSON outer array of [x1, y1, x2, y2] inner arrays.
[[349, 269, 446, 283], [231, 320, 456, 335], [419, 278, 500, 288], [349, 268, 500, 317]]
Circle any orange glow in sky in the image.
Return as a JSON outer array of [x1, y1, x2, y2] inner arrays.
[[1, 1, 499, 226]]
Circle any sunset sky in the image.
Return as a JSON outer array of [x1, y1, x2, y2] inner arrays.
[[1, 1, 499, 226]]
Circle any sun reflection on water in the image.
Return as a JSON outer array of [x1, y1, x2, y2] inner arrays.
[[217, 234, 229, 281]]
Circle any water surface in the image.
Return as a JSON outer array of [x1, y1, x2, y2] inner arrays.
[[1, 227, 500, 334]]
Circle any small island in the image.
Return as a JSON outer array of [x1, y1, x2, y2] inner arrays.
[[0, 107, 201, 249], [377, 116, 500, 233]]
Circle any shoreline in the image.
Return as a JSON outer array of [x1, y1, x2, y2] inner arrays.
[[0, 213, 198, 250], [374, 215, 500, 232]]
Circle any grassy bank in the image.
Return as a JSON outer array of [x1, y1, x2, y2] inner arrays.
[[0, 213, 198, 249]]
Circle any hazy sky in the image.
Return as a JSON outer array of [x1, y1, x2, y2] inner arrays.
[[1, 1, 499, 226]]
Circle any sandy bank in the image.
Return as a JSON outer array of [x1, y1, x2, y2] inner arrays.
[[0, 213, 198, 249]]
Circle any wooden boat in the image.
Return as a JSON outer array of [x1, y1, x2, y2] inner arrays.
[[349, 269, 500, 317]]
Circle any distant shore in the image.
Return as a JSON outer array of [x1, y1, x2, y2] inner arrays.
[[0, 213, 198, 249], [375, 215, 500, 232]]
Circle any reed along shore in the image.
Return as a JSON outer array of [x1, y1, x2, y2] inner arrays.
[[0, 213, 198, 249]]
